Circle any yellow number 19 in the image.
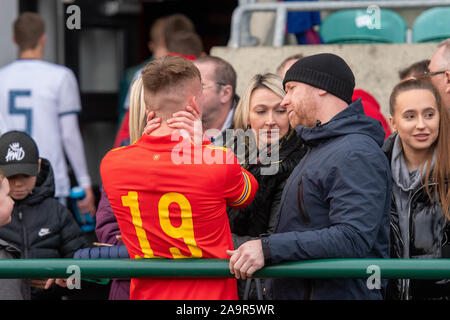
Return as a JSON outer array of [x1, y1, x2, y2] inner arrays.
[[122, 191, 203, 259]]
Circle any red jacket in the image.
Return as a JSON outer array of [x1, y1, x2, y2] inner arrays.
[[113, 110, 130, 148], [352, 89, 392, 140]]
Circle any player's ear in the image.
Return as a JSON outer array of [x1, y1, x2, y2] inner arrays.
[[38, 158, 42, 173], [39, 34, 46, 47]]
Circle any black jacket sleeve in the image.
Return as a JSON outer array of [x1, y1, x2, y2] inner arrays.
[[58, 204, 89, 258]]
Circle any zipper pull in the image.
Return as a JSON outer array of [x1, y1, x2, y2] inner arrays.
[[18, 211, 22, 221]]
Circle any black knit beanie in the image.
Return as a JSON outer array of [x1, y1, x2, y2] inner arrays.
[[283, 53, 355, 105]]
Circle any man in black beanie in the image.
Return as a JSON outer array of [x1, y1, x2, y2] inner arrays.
[[228, 53, 392, 300]]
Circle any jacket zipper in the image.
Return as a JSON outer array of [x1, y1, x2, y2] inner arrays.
[[18, 211, 29, 259], [390, 221, 403, 248], [274, 146, 311, 231], [402, 183, 438, 300]]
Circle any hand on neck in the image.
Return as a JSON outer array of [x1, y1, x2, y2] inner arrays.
[[147, 122, 176, 136]]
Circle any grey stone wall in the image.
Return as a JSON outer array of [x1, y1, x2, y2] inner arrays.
[[211, 43, 438, 117]]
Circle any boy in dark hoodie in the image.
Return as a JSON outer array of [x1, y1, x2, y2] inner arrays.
[[0, 131, 88, 300]]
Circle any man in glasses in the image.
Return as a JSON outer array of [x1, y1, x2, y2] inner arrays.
[[428, 38, 450, 110], [194, 56, 238, 140]]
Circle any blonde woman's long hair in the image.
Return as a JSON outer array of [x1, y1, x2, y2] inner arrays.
[[233, 73, 286, 130], [128, 77, 148, 144]]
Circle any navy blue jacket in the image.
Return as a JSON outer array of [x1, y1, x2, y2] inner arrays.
[[264, 100, 391, 300]]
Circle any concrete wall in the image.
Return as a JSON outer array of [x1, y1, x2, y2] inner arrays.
[[211, 43, 438, 118], [38, 0, 59, 64], [0, 0, 18, 68]]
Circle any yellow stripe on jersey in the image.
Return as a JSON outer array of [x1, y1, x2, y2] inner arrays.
[[190, 140, 229, 152], [111, 146, 127, 152], [231, 172, 251, 206], [203, 145, 228, 152]]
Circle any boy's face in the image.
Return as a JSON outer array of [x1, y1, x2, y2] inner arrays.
[[8, 174, 37, 200], [0, 177, 14, 226]]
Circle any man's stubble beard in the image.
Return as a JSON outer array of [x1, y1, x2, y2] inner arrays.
[[290, 101, 317, 128]]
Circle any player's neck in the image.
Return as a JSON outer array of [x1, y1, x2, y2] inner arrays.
[[147, 122, 176, 137], [19, 49, 43, 60]]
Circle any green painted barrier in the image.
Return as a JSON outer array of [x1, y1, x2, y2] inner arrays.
[[0, 259, 450, 279]]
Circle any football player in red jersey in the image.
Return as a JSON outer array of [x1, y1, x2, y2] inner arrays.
[[101, 56, 258, 300]]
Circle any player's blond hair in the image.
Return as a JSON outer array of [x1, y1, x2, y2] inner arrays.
[[14, 12, 45, 51], [128, 77, 147, 144]]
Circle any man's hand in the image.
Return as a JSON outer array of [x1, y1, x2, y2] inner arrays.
[[44, 278, 72, 289], [77, 187, 96, 217], [226, 239, 265, 280], [31, 279, 51, 289]]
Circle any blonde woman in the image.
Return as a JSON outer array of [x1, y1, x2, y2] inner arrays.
[[225, 73, 306, 300]]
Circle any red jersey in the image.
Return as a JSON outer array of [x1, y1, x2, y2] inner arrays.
[[100, 133, 258, 300]]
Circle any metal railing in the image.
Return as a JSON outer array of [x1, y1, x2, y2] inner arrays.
[[230, 0, 450, 47], [1, 259, 450, 279]]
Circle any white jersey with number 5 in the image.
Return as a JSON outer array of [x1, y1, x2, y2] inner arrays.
[[0, 59, 91, 198]]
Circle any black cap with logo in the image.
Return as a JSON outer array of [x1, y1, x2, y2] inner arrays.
[[0, 131, 39, 177]]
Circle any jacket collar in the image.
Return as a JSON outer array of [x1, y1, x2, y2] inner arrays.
[[295, 99, 385, 147]]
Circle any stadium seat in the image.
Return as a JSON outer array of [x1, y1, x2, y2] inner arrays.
[[412, 7, 450, 43], [319, 9, 407, 44]]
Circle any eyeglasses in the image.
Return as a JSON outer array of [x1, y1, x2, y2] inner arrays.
[[202, 82, 227, 90], [424, 70, 447, 77]]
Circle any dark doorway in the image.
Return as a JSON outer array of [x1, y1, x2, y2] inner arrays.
[[64, 0, 238, 123]]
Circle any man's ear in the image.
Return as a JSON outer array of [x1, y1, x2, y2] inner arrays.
[[38, 158, 42, 173], [445, 71, 450, 93], [39, 34, 46, 46], [188, 95, 201, 115], [219, 84, 233, 104]]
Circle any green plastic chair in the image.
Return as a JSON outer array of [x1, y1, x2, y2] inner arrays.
[[412, 7, 450, 43], [319, 9, 407, 44]]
